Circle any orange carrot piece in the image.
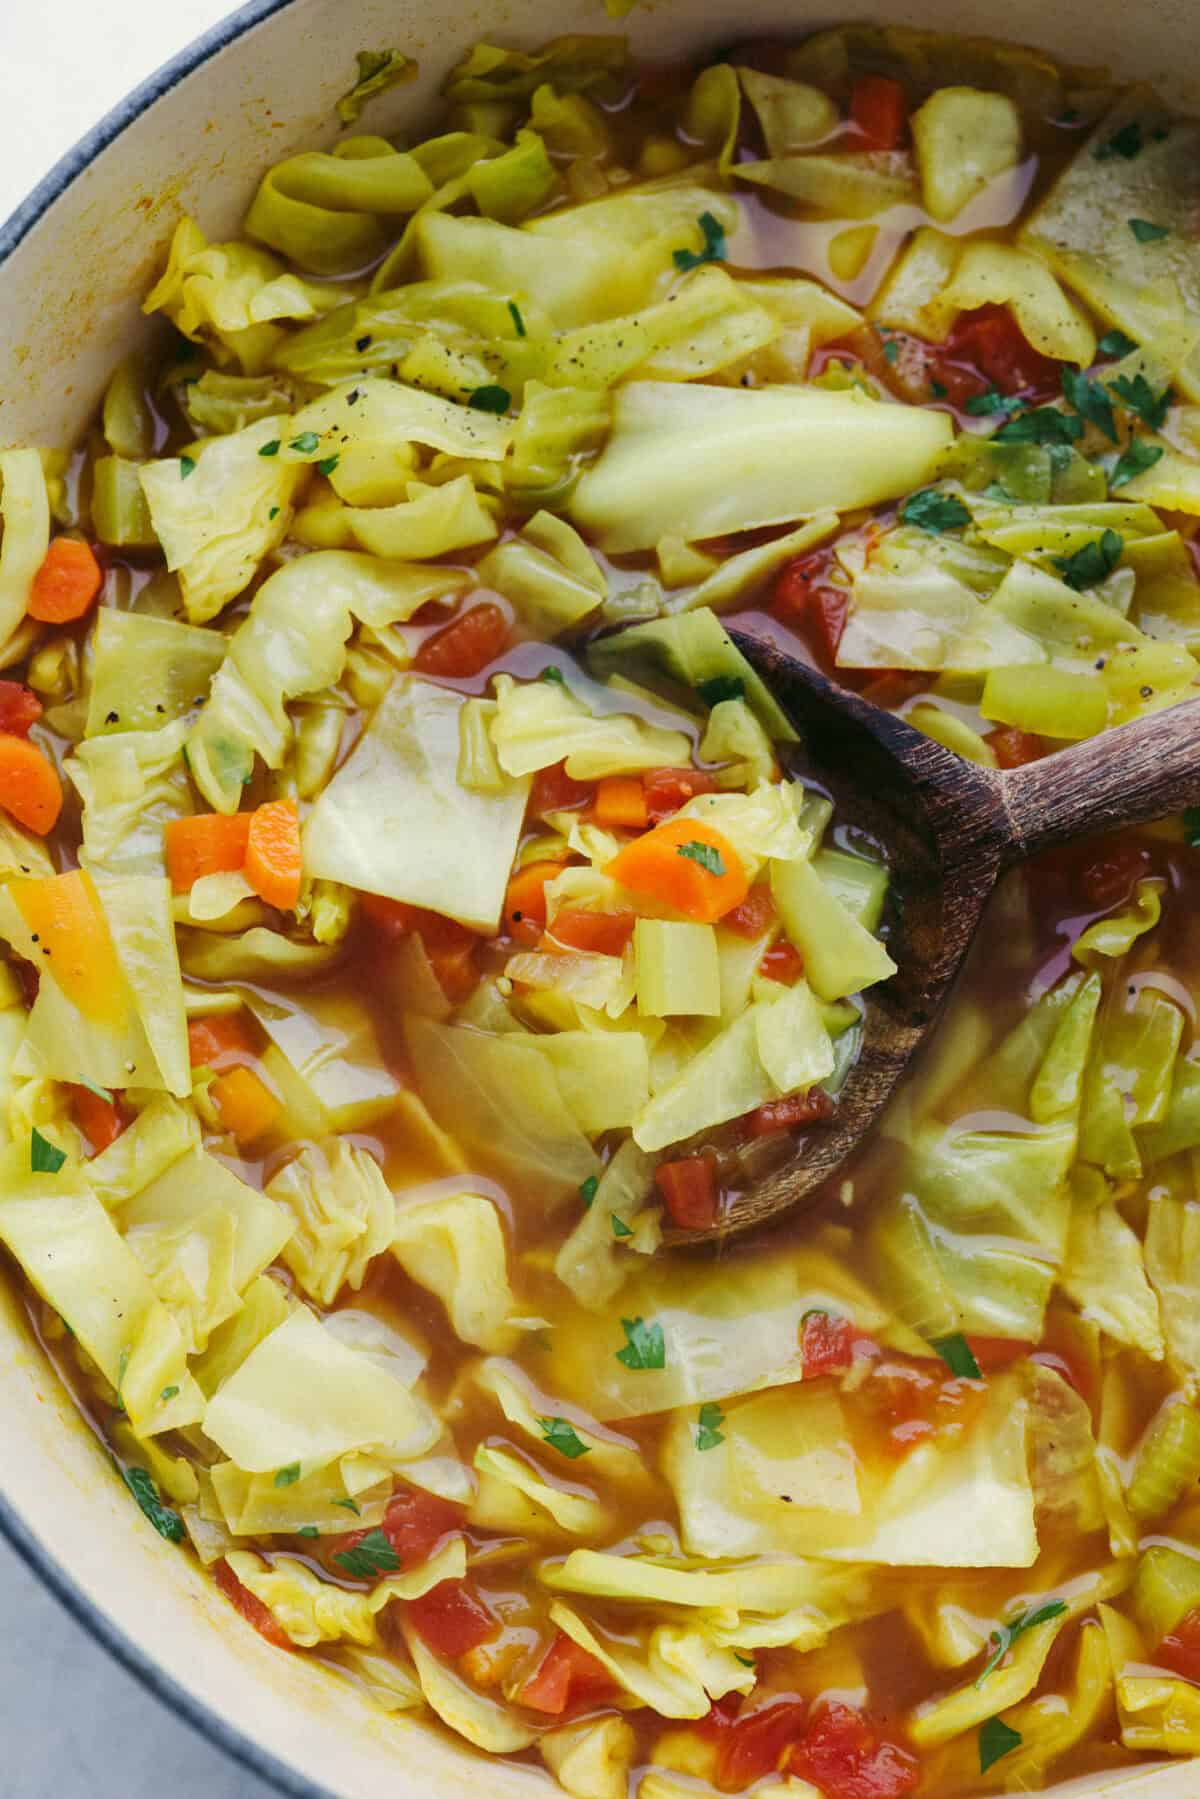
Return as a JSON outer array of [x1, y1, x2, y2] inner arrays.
[[12, 870, 122, 1020], [503, 861, 563, 946], [0, 734, 62, 835], [28, 539, 103, 623], [244, 800, 303, 910], [591, 776, 649, 831], [607, 818, 747, 923], [187, 1012, 255, 1070], [210, 1064, 281, 1142], [164, 813, 252, 893]]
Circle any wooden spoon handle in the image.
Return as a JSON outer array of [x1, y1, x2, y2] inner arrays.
[[998, 696, 1200, 864]]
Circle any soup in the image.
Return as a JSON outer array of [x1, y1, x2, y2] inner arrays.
[[1, 21, 1199, 1799]]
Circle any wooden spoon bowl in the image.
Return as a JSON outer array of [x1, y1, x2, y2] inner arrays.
[[703, 631, 1200, 1239]]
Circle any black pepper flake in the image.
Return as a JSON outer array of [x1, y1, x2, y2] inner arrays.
[[355, 335, 372, 351], [347, 389, 361, 405], [106, 711, 119, 724], [1141, 685, 1154, 697]]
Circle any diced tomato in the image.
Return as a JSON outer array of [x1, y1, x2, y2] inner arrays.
[[655, 1152, 721, 1230], [744, 1089, 836, 1138], [0, 681, 42, 737], [518, 1629, 615, 1715], [546, 907, 637, 958], [1078, 843, 1153, 910], [855, 671, 927, 713], [860, 1354, 987, 1455], [359, 893, 421, 942], [407, 1578, 497, 1659], [716, 1698, 810, 1789], [770, 551, 850, 667], [986, 726, 1045, 769], [1158, 1609, 1200, 1685], [186, 1012, 255, 1071], [848, 75, 907, 151], [642, 765, 718, 826], [215, 1558, 291, 1650], [967, 1336, 1031, 1374], [529, 760, 594, 818], [723, 887, 777, 939], [791, 1701, 919, 1799], [413, 602, 509, 678], [802, 1310, 856, 1377], [361, 896, 481, 1003], [382, 1484, 465, 1566], [759, 941, 804, 985], [68, 1082, 128, 1155]]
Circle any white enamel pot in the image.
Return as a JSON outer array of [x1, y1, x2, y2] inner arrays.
[[0, 1, 1198, 1793]]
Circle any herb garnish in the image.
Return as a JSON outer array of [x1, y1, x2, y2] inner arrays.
[[993, 408, 1083, 446], [1053, 528, 1124, 591], [979, 1717, 1023, 1772], [1109, 373, 1171, 431], [1128, 217, 1170, 243], [673, 210, 727, 273], [540, 665, 566, 685], [316, 455, 340, 477], [610, 1212, 633, 1239], [1098, 329, 1138, 359], [696, 1401, 725, 1451], [616, 1316, 666, 1371], [1094, 119, 1143, 161], [160, 1385, 180, 1403], [1110, 439, 1164, 489], [677, 840, 726, 877], [179, 455, 196, 479], [697, 674, 745, 706], [579, 1174, 598, 1208], [297, 1525, 320, 1539], [331, 1495, 362, 1515], [124, 1467, 185, 1543], [931, 1333, 982, 1380], [539, 1416, 591, 1459], [289, 431, 320, 453], [507, 300, 527, 338], [468, 384, 512, 413], [275, 1463, 302, 1488], [31, 1128, 66, 1174], [900, 490, 971, 534], [975, 1600, 1067, 1686], [1184, 807, 1200, 848], [332, 1526, 401, 1580], [258, 439, 281, 457], [1061, 367, 1117, 441], [963, 388, 1011, 417]]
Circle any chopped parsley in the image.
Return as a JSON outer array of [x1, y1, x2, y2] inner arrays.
[[179, 454, 196, 479], [268, 506, 280, 520], [468, 384, 512, 413], [979, 1717, 1023, 1773], [1184, 807, 1200, 847], [332, 1526, 401, 1581], [1109, 372, 1171, 431], [1061, 367, 1117, 442], [1110, 439, 1164, 489], [507, 300, 527, 338], [30, 1128, 66, 1174], [696, 1401, 725, 1451], [540, 665, 566, 685], [274, 1463, 302, 1488], [616, 1315, 666, 1371], [289, 431, 321, 453], [696, 674, 745, 706], [877, 329, 899, 365], [1098, 328, 1138, 359], [296, 1525, 320, 1539], [673, 210, 727, 273], [976, 1600, 1067, 1686], [1128, 217, 1170, 243], [258, 439, 281, 457], [160, 1385, 180, 1403], [579, 1174, 599, 1208], [993, 408, 1083, 446], [931, 1333, 982, 1380], [982, 481, 1015, 504], [74, 1077, 112, 1103], [1094, 119, 1143, 161], [677, 839, 726, 877], [316, 455, 340, 477], [124, 1467, 185, 1543], [930, 379, 948, 399], [610, 1211, 633, 1239], [538, 1416, 591, 1459], [331, 1495, 362, 1515], [734, 1652, 755, 1668], [963, 387, 1010, 417], [335, 49, 415, 126], [1053, 528, 1124, 591], [900, 489, 971, 534]]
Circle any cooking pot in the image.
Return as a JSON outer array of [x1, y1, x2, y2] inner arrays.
[[0, 1, 1197, 1792]]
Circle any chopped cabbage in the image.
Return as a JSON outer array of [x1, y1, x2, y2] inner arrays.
[[69, 720, 194, 879], [554, 1136, 661, 1309], [541, 1716, 636, 1799], [770, 855, 896, 1002], [267, 1140, 394, 1306], [245, 141, 435, 275], [1100, 1601, 1200, 1754], [0, 450, 50, 654], [402, 1622, 537, 1752], [391, 1193, 516, 1351], [477, 510, 605, 635], [587, 608, 797, 741], [85, 609, 225, 738], [1062, 1199, 1165, 1359], [227, 1536, 466, 1647], [473, 1443, 609, 1536], [635, 921, 721, 1019], [910, 87, 1021, 222], [489, 671, 691, 781]]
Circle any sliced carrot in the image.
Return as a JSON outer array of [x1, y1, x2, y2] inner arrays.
[[187, 1012, 255, 1070], [546, 908, 637, 958], [503, 861, 563, 946], [68, 1083, 128, 1154], [210, 1064, 281, 1142], [165, 812, 252, 893], [28, 538, 103, 624], [12, 870, 122, 1019], [590, 776, 649, 831], [244, 800, 303, 911], [0, 734, 62, 835], [607, 818, 748, 923]]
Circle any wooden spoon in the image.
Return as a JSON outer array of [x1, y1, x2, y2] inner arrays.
[[713, 631, 1200, 1238]]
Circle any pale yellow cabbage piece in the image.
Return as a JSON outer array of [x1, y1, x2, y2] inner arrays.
[[489, 671, 691, 782], [0, 450, 50, 656], [69, 719, 194, 879], [910, 87, 1022, 223], [541, 1715, 636, 1799], [392, 1193, 517, 1352], [554, 1136, 661, 1310], [402, 1621, 537, 1752], [1061, 1201, 1165, 1359], [1101, 1601, 1200, 1754], [267, 1140, 394, 1307], [226, 1537, 466, 1649], [473, 1443, 610, 1536]]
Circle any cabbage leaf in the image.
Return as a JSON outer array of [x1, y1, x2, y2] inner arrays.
[[391, 1193, 516, 1351], [267, 1140, 394, 1306]]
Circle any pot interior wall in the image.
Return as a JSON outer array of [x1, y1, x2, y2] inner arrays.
[[0, 0, 1198, 1794]]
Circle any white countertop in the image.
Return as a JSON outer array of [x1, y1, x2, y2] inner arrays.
[[0, 20, 282, 1794]]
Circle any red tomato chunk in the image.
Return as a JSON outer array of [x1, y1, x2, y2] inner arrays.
[[413, 602, 509, 678], [0, 680, 42, 736], [792, 1701, 919, 1799], [801, 1310, 856, 1377], [655, 1153, 721, 1230], [745, 1089, 836, 1138], [519, 1630, 614, 1715], [407, 1577, 497, 1658], [215, 1558, 292, 1650]]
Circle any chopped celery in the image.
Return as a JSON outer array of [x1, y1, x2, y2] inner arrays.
[[770, 855, 896, 1002], [1132, 1545, 1200, 1643], [634, 921, 721, 1019], [811, 847, 889, 932], [92, 455, 158, 548], [1127, 1401, 1200, 1524]]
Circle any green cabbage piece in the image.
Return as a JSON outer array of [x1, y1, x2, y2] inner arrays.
[[191, 1273, 291, 1401], [489, 671, 691, 781], [245, 987, 403, 1133], [0, 450, 50, 656], [441, 35, 629, 104], [183, 370, 300, 436], [523, 1029, 650, 1133], [1062, 1198, 1165, 1358], [543, 1548, 839, 1615], [267, 1140, 394, 1307], [465, 128, 557, 223], [304, 675, 528, 933], [69, 719, 194, 878], [571, 380, 953, 552], [1145, 1185, 1200, 1381], [507, 381, 612, 504], [286, 374, 514, 464], [679, 514, 841, 616], [227, 1540, 462, 1646], [139, 417, 303, 623], [540, 1716, 635, 1799], [737, 67, 839, 155], [1102, 1600, 1200, 1753], [477, 510, 606, 634], [402, 1621, 536, 1752], [699, 699, 777, 790], [85, 610, 226, 738], [245, 138, 435, 275], [202, 1304, 439, 1474], [771, 854, 896, 1002], [554, 1136, 660, 1309], [587, 608, 797, 741], [473, 1442, 609, 1537], [391, 1193, 517, 1351], [546, 1602, 741, 1721], [1080, 987, 1183, 1178], [87, 1094, 198, 1209], [546, 266, 779, 389]]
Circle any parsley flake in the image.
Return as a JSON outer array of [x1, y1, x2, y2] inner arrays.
[[258, 439, 281, 457], [124, 1467, 185, 1543], [1109, 372, 1171, 431], [540, 665, 566, 685], [507, 300, 527, 338], [332, 1526, 401, 1581], [696, 1401, 725, 1451], [274, 1463, 302, 1488], [1053, 528, 1124, 590], [1110, 439, 1164, 489], [979, 1717, 1023, 1773], [468, 384, 512, 413], [976, 1601, 1067, 1686], [697, 674, 745, 706], [734, 1652, 755, 1668], [30, 1128, 66, 1174], [289, 431, 321, 454], [982, 481, 1015, 504], [1061, 367, 1117, 442], [1184, 807, 1200, 847], [993, 408, 1083, 446], [1094, 119, 1143, 161], [74, 1077, 112, 1103], [579, 1174, 599, 1208], [331, 1495, 362, 1515], [179, 454, 196, 479], [160, 1385, 180, 1403], [610, 1211, 633, 1239], [931, 1333, 982, 1380], [616, 1315, 666, 1371], [899, 489, 971, 534], [677, 839, 726, 877], [297, 1525, 320, 1539], [539, 1416, 591, 1459], [317, 455, 340, 477], [1098, 329, 1138, 359], [930, 379, 948, 399], [963, 387, 1011, 416], [674, 210, 727, 273], [1128, 217, 1170, 243]]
